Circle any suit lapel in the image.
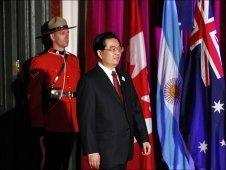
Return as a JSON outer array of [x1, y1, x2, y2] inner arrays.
[[117, 70, 126, 100], [96, 66, 124, 106], [117, 70, 132, 120]]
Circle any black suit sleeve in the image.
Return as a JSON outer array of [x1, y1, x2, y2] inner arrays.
[[127, 74, 149, 144], [77, 76, 98, 155]]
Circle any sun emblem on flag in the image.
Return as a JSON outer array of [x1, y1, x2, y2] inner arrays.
[[163, 78, 182, 104]]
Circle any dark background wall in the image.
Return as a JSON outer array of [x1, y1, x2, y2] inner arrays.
[[0, 0, 50, 169]]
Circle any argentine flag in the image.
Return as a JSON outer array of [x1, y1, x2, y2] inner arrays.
[[156, 1, 194, 169]]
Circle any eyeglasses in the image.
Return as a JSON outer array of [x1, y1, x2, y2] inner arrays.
[[103, 46, 124, 53]]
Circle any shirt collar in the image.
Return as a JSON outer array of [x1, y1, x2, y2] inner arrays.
[[98, 62, 116, 75]]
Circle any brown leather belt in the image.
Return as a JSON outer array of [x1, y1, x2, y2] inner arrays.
[[50, 89, 76, 98]]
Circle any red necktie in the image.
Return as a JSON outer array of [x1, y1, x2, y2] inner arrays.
[[112, 71, 123, 100]]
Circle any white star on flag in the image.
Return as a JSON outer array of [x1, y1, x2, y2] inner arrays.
[[198, 140, 208, 153], [212, 100, 224, 114], [220, 139, 226, 147]]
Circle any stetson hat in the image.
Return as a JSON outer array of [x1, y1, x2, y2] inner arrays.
[[36, 16, 76, 39]]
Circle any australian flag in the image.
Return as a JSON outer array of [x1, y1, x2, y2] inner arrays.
[[181, 0, 226, 169]]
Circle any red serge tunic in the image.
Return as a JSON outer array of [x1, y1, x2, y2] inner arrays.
[[27, 48, 80, 133]]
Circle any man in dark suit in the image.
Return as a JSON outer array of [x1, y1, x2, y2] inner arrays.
[[77, 32, 151, 170]]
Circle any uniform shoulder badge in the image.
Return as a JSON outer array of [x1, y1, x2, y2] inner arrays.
[[30, 71, 39, 78]]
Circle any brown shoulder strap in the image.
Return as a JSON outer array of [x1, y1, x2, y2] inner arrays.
[[50, 54, 68, 88]]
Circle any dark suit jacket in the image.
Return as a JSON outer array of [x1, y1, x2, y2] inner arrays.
[[77, 65, 148, 168]]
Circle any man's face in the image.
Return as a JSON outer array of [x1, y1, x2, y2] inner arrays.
[[98, 38, 123, 70], [50, 29, 69, 50]]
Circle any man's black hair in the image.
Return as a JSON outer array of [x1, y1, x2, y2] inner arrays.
[[93, 32, 121, 57]]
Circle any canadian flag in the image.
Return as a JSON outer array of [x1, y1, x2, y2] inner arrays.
[[126, 0, 155, 170]]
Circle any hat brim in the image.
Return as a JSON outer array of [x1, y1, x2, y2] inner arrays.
[[36, 25, 76, 39]]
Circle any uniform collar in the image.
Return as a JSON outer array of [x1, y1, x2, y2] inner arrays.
[[48, 48, 68, 56]]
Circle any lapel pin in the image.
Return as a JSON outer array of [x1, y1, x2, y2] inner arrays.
[[121, 76, 125, 81]]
